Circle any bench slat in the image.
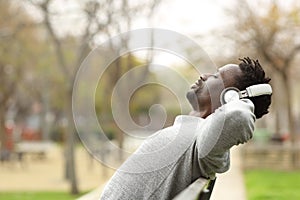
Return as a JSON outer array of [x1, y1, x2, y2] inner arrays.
[[173, 178, 209, 200]]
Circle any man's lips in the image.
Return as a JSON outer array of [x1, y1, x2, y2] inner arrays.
[[190, 79, 203, 89]]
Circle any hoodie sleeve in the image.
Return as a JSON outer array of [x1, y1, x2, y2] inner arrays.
[[196, 99, 256, 159]]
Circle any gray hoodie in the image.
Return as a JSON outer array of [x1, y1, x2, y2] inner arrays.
[[100, 99, 255, 200]]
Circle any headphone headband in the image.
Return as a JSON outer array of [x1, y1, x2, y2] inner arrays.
[[241, 84, 272, 98], [220, 84, 272, 104]]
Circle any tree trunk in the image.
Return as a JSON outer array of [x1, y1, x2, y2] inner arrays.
[[282, 72, 297, 168], [0, 112, 7, 161], [41, 92, 50, 140], [64, 88, 79, 194]]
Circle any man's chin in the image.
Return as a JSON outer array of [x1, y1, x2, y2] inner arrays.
[[186, 90, 199, 110]]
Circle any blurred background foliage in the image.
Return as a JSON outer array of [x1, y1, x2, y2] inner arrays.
[[0, 0, 300, 197]]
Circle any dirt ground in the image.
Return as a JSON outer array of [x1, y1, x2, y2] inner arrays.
[[0, 144, 115, 192]]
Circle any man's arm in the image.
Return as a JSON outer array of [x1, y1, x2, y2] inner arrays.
[[196, 99, 256, 158]]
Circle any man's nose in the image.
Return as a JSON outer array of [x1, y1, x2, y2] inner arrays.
[[200, 74, 213, 81]]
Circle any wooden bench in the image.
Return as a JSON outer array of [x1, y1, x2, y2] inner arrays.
[[14, 141, 54, 161], [241, 143, 300, 170], [173, 178, 215, 200], [77, 178, 215, 200]]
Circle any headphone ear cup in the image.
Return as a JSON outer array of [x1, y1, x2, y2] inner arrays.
[[220, 87, 240, 105]]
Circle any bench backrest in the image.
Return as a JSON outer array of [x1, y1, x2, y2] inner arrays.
[[173, 178, 216, 200]]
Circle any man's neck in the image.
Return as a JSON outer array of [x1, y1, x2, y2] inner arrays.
[[199, 109, 211, 118], [189, 109, 211, 118]]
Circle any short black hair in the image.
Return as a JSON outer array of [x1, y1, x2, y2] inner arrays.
[[236, 57, 272, 119]]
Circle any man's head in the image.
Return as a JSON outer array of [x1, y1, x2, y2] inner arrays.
[[186, 57, 271, 119]]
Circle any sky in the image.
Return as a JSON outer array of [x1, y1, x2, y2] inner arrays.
[[24, 0, 232, 37], [142, 0, 298, 36], [148, 0, 231, 35], [129, 0, 234, 67], [24, 0, 298, 37]]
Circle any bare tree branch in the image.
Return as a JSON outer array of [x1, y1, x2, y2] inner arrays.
[[33, 0, 72, 82]]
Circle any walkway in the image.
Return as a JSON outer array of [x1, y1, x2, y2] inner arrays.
[[0, 145, 114, 192], [210, 146, 247, 200]]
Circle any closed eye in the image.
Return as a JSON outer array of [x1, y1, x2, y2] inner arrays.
[[211, 73, 218, 78], [214, 70, 221, 78]]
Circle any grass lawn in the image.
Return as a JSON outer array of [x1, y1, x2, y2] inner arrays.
[[245, 170, 300, 200], [0, 191, 87, 200]]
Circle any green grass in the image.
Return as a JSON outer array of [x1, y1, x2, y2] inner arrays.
[[0, 191, 87, 200], [245, 170, 300, 200]]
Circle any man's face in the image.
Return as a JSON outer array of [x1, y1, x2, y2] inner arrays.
[[186, 64, 243, 117]]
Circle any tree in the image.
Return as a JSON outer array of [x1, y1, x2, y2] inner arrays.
[[25, 0, 161, 194], [0, 1, 44, 160], [225, 1, 300, 167]]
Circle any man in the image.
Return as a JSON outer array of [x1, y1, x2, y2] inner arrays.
[[100, 57, 272, 200]]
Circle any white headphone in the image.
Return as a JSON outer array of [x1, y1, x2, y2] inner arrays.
[[220, 84, 272, 105]]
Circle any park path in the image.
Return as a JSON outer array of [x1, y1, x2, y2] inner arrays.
[[210, 146, 247, 200], [0, 145, 114, 192]]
